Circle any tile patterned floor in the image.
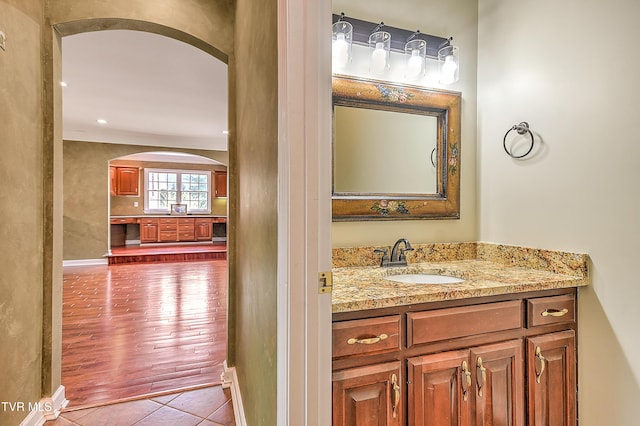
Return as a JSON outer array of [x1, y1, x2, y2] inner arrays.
[[45, 385, 234, 426]]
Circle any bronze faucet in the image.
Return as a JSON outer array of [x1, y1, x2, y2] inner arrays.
[[375, 238, 414, 267]]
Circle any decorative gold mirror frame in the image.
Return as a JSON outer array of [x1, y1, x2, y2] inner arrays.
[[332, 75, 461, 221]]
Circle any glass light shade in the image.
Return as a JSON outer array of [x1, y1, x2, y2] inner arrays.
[[332, 21, 353, 71], [368, 31, 391, 75], [404, 39, 426, 80], [438, 45, 459, 84]]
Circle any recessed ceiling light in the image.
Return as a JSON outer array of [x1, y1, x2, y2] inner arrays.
[[60, 81, 68, 87], [222, 130, 229, 135], [97, 119, 107, 124]]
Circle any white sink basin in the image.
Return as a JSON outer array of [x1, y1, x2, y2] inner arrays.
[[385, 274, 464, 284]]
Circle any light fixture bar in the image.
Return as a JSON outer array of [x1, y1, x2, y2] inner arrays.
[[332, 14, 451, 59]]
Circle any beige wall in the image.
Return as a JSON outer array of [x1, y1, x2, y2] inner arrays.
[[477, 0, 640, 423], [0, 1, 45, 424], [331, 0, 479, 248], [232, 0, 278, 423], [63, 141, 228, 260]]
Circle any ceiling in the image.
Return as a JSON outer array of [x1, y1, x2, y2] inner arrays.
[[61, 30, 228, 156]]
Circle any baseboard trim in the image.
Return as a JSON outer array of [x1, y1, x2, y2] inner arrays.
[[20, 385, 68, 426], [63, 258, 108, 267], [221, 361, 247, 426]]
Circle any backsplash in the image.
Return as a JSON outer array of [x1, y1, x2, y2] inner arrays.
[[333, 242, 588, 279]]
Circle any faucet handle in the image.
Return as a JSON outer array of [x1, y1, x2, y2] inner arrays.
[[399, 247, 414, 261], [374, 248, 390, 267]]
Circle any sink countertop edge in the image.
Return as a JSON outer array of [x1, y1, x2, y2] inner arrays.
[[331, 259, 588, 313]]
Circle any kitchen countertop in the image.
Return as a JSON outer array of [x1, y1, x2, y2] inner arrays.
[[331, 243, 589, 313]]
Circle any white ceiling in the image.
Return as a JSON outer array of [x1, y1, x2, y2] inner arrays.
[[62, 30, 228, 153]]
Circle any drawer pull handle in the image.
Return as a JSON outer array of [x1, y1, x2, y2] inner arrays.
[[461, 360, 472, 401], [476, 357, 487, 397], [541, 308, 569, 317], [391, 373, 400, 419], [346, 333, 388, 345], [534, 346, 546, 384]]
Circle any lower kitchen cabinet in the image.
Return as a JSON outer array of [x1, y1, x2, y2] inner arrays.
[[333, 361, 403, 426], [139, 219, 159, 243], [332, 289, 578, 426]]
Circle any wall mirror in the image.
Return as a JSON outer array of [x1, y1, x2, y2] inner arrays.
[[332, 75, 462, 221]]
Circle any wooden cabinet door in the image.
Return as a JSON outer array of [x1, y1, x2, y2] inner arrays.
[[526, 331, 576, 426], [140, 221, 158, 243], [195, 220, 213, 241], [471, 339, 525, 426], [333, 361, 402, 426], [110, 166, 117, 195], [215, 171, 227, 197], [407, 349, 471, 426], [116, 167, 139, 195]]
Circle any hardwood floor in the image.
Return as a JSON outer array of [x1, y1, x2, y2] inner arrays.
[[62, 259, 227, 408]]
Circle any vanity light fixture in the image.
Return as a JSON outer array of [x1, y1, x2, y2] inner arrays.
[[332, 14, 458, 84], [438, 44, 459, 84], [332, 14, 353, 71], [368, 23, 391, 75], [404, 32, 426, 80]]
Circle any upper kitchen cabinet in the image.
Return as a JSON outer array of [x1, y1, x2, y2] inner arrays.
[[215, 171, 227, 198], [111, 166, 140, 196]]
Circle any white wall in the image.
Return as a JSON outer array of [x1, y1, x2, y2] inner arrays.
[[477, 0, 640, 423], [332, 0, 478, 248]]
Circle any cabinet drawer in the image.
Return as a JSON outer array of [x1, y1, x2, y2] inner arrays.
[[160, 224, 177, 231], [178, 224, 194, 232], [195, 218, 213, 225], [333, 315, 401, 358], [178, 232, 195, 241], [178, 218, 195, 225], [407, 300, 522, 347], [159, 218, 177, 224], [139, 218, 157, 224], [110, 217, 136, 224], [527, 294, 575, 327], [159, 231, 177, 241]]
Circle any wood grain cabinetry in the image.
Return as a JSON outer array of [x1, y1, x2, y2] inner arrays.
[[110, 166, 139, 196], [332, 290, 578, 425], [195, 218, 213, 241], [139, 218, 159, 243], [215, 171, 227, 197]]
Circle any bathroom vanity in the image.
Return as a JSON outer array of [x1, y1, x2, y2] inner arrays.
[[331, 243, 588, 425]]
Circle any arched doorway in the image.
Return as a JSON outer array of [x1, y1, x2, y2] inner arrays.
[[52, 23, 232, 410]]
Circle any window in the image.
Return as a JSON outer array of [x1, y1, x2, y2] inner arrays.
[[144, 168, 211, 214]]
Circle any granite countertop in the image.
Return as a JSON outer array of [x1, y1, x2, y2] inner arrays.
[[331, 243, 589, 313]]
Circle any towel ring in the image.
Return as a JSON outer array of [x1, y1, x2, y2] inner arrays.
[[503, 122, 534, 159]]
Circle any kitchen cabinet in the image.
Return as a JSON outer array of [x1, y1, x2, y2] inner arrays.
[[195, 218, 213, 241], [215, 171, 227, 197], [111, 166, 139, 196], [332, 289, 577, 426], [139, 218, 159, 243]]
